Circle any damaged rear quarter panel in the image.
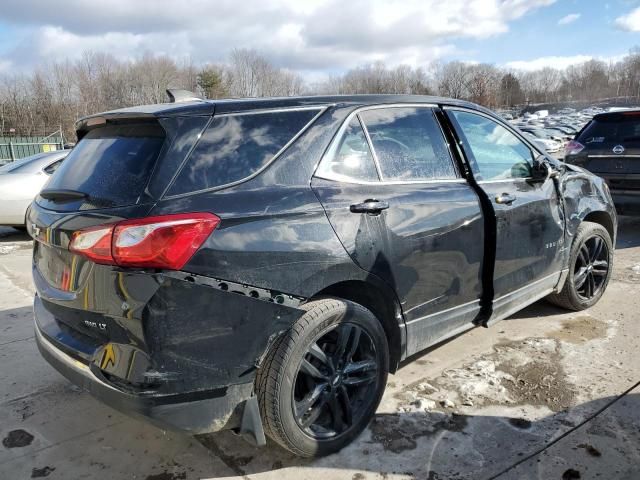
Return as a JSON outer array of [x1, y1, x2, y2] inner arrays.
[[144, 274, 305, 390]]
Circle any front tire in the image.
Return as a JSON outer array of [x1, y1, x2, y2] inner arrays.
[[256, 297, 389, 457], [547, 221, 613, 311]]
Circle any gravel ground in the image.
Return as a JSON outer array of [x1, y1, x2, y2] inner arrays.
[[0, 218, 639, 480]]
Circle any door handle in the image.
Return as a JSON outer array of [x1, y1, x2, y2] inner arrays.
[[495, 193, 516, 205], [350, 199, 389, 214]]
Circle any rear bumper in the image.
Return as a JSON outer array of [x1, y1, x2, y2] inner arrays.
[[35, 323, 253, 434]]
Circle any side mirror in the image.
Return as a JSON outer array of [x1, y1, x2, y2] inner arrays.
[[530, 155, 550, 182]]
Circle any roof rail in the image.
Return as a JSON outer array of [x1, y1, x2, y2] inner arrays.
[[166, 89, 204, 103]]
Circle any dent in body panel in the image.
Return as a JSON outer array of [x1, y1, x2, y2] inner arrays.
[[143, 276, 304, 390], [35, 262, 306, 394], [490, 179, 566, 298], [560, 169, 617, 245]]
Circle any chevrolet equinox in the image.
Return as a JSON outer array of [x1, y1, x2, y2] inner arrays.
[[29, 94, 616, 457]]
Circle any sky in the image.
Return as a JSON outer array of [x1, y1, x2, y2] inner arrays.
[[0, 0, 640, 80]]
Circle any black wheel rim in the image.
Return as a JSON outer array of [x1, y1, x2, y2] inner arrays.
[[574, 235, 609, 300], [292, 323, 379, 440]]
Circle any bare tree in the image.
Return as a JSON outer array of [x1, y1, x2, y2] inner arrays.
[[4, 46, 640, 141]]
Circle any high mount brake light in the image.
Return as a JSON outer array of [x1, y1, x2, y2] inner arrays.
[[565, 140, 585, 156], [69, 213, 220, 270]]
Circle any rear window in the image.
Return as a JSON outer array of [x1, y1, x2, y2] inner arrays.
[[42, 124, 165, 209], [579, 115, 640, 144], [166, 109, 319, 196]]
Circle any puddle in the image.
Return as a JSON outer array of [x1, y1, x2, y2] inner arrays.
[[549, 315, 608, 344], [369, 412, 467, 453], [31, 466, 55, 478], [508, 418, 532, 430], [2, 429, 34, 448], [144, 473, 186, 480]]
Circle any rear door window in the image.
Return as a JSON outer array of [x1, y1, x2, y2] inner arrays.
[[40, 123, 165, 210], [315, 117, 379, 182], [359, 107, 457, 181], [166, 109, 319, 196]]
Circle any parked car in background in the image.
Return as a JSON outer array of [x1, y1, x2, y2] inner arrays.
[[0, 150, 69, 227], [520, 128, 562, 153], [29, 94, 616, 458], [545, 126, 573, 142], [565, 110, 640, 214], [523, 131, 561, 153]]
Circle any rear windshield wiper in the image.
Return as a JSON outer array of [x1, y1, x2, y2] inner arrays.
[[39, 189, 88, 202]]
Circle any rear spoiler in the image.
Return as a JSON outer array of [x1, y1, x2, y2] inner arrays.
[[75, 113, 158, 140], [75, 89, 214, 139]]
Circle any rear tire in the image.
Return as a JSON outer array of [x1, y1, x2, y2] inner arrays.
[[547, 221, 613, 311], [256, 297, 389, 457]]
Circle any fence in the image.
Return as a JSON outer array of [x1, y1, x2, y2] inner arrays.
[[0, 129, 65, 164]]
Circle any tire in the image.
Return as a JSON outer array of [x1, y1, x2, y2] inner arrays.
[[256, 297, 389, 457], [547, 221, 613, 311]]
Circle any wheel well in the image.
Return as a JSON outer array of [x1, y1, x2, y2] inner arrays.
[[583, 211, 615, 241], [311, 280, 403, 373]]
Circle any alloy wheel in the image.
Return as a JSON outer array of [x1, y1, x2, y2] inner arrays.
[[292, 323, 379, 440], [574, 234, 610, 300]]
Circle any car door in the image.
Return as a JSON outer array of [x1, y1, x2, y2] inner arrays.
[[311, 105, 485, 355], [446, 108, 565, 321]]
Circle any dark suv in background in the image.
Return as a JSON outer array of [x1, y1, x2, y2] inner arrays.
[[565, 110, 640, 214], [29, 94, 616, 457]]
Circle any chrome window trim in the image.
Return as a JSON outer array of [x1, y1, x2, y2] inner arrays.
[[588, 154, 640, 158], [313, 174, 467, 186], [476, 177, 533, 185], [163, 106, 327, 200], [220, 105, 330, 117], [314, 103, 463, 186]]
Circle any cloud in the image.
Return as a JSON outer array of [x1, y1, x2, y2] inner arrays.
[[505, 54, 625, 71], [0, 0, 557, 75], [615, 6, 640, 32], [558, 13, 580, 25], [0, 60, 12, 74]]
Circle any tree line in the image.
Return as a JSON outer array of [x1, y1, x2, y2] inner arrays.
[[2, 47, 640, 140]]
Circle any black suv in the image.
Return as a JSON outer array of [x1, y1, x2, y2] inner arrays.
[[565, 110, 640, 214], [29, 94, 616, 457]]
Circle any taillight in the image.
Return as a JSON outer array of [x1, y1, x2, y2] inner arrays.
[[69, 225, 115, 264], [69, 213, 220, 270], [565, 140, 585, 157]]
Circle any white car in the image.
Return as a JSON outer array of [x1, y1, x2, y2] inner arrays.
[[0, 151, 68, 227], [522, 132, 561, 153]]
